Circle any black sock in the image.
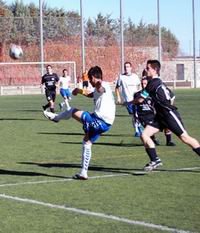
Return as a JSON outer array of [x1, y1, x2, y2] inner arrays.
[[44, 103, 50, 109], [166, 134, 172, 144], [193, 147, 200, 156], [145, 148, 158, 161], [50, 108, 55, 113]]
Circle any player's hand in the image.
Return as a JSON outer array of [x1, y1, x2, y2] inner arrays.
[[72, 88, 81, 96], [116, 99, 122, 105]]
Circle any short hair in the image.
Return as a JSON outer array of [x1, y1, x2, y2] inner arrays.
[[142, 69, 148, 77], [147, 59, 161, 75], [46, 64, 52, 69], [88, 66, 103, 80], [124, 61, 132, 69]]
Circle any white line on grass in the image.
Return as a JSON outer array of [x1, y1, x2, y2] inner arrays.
[[0, 193, 194, 233], [0, 173, 128, 188], [0, 166, 199, 188]]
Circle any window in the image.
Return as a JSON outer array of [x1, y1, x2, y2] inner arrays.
[[176, 64, 184, 80]]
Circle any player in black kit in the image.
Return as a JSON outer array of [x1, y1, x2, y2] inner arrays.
[[134, 60, 200, 171], [41, 65, 59, 113], [134, 70, 176, 146]]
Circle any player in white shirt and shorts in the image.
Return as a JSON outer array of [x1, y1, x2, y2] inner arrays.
[[59, 69, 72, 111], [115, 61, 141, 136], [43, 66, 116, 180]]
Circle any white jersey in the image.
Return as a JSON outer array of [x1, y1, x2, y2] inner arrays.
[[93, 81, 116, 125], [59, 76, 71, 89], [116, 73, 140, 102]]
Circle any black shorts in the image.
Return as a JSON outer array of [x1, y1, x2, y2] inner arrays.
[[45, 89, 56, 102], [157, 109, 185, 136], [83, 81, 89, 88], [139, 114, 162, 130]]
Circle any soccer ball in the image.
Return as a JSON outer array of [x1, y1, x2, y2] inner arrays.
[[9, 44, 23, 59]]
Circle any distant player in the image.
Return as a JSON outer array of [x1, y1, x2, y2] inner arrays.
[[43, 66, 116, 180], [134, 59, 200, 171], [41, 65, 59, 113], [115, 61, 141, 137], [82, 69, 89, 89], [59, 69, 71, 111]]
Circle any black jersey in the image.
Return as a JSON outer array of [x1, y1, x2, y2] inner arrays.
[[141, 78, 176, 113], [41, 73, 59, 91], [134, 91, 155, 118]]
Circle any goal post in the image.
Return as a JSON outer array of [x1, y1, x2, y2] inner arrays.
[[0, 61, 77, 95]]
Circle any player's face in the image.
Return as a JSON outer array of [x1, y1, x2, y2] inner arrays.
[[141, 79, 148, 89], [89, 76, 95, 87], [63, 70, 68, 76], [146, 64, 155, 77], [124, 64, 132, 75], [46, 66, 52, 74]]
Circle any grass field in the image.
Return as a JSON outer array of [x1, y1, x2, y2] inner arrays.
[[0, 89, 199, 233]]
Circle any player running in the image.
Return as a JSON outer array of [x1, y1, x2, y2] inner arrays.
[[134, 59, 200, 171], [41, 65, 59, 113]]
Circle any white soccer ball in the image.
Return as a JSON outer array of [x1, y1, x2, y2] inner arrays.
[[9, 44, 23, 59]]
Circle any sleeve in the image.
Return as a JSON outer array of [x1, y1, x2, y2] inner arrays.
[[140, 89, 149, 99], [41, 75, 45, 84], [115, 75, 121, 88], [55, 74, 59, 82]]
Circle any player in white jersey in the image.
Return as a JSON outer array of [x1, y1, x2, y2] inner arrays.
[[59, 69, 71, 111], [115, 61, 141, 136], [43, 66, 116, 180]]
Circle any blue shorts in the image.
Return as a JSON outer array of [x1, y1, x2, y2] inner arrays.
[[81, 112, 111, 143], [125, 102, 135, 115], [60, 88, 71, 98]]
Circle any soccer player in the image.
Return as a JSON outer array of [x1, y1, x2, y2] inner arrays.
[[134, 59, 200, 171], [43, 66, 116, 180], [82, 69, 89, 90], [115, 61, 141, 137], [135, 70, 176, 146], [58, 68, 71, 111], [41, 65, 59, 113]]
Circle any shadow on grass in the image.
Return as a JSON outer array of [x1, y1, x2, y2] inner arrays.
[[16, 109, 42, 112], [60, 141, 143, 147], [0, 168, 68, 179], [0, 118, 41, 121], [38, 132, 134, 138], [18, 162, 200, 175]]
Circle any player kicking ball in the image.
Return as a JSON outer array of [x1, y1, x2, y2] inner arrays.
[[43, 66, 116, 180]]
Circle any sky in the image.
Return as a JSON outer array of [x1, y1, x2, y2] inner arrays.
[[5, 0, 200, 56]]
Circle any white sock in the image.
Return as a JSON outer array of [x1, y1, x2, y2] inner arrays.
[[81, 142, 92, 176], [64, 99, 71, 110], [54, 107, 74, 121]]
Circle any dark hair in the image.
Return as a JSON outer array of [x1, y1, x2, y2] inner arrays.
[[46, 64, 52, 69], [146, 59, 161, 76], [62, 69, 68, 77], [88, 66, 103, 80], [124, 61, 132, 69], [142, 69, 148, 77]]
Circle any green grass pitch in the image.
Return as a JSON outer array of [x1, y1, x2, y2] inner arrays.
[[0, 89, 199, 233]]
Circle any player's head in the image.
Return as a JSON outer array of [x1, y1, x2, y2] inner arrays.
[[46, 65, 53, 74], [146, 59, 161, 76], [141, 77, 148, 89], [142, 69, 148, 78], [124, 61, 132, 75], [62, 69, 68, 76], [142, 68, 153, 81], [88, 66, 103, 87]]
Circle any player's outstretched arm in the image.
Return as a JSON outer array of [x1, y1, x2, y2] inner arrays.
[[72, 88, 93, 98]]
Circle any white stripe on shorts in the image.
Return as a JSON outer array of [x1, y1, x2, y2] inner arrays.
[[169, 110, 186, 134]]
